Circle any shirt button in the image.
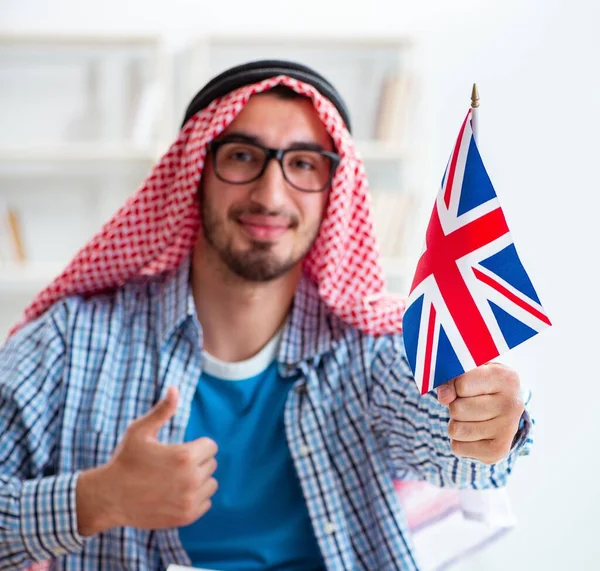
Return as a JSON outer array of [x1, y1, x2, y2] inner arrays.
[[324, 521, 338, 535], [299, 444, 312, 457]]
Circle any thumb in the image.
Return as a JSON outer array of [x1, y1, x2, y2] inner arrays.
[[134, 386, 179, 438], [436, 378, 457, 406]]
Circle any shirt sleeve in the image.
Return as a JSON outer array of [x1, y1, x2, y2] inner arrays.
[[0, 305, 87, 568], [368, 335, 533, 490]]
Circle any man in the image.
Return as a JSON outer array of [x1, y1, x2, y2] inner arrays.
[[0, 61, 531, 570]]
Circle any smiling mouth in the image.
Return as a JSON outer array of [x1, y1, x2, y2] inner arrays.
[[237, 219, 290, 241]]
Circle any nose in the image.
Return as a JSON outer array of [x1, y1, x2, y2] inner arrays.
[[248, 157, 289, 210]]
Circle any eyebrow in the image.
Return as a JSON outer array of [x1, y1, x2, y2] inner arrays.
[[217, 131, 329, 153]]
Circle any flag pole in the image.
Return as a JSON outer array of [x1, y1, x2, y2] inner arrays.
[[471, 83, 480, 143]]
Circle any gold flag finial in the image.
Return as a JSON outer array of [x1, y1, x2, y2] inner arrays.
[[471, 83, 480, 108]]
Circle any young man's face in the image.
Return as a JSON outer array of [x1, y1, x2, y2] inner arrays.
[[198, 92, 333, 282]]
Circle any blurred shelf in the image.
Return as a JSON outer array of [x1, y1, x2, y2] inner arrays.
[[205, 34, 413, 48], [0, 262, 64, 294], [0, 144, 160, 164], [355, 140, 407, 161], [0, 33, 162, 48]]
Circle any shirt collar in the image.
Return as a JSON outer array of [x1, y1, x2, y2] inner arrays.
[[155, 256, 340, 368], [156, 255, 198, 350]]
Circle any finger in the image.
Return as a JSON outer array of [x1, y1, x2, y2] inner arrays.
[[197, 477, 219, 502], [133, 386, 179, 438], [449, 394, 505, 421], [450, 437, 511, 465], [196, 498, 213, 519], [454, 363, 519, 398], [197, 457, 218, 481], [181, 496, 214, 527], [178, 437, 219, 465], [448, 416, 508, 442], [436, 378, 457, 406]]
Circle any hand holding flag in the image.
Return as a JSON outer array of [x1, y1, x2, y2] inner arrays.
[[401, 93, 549, 464], [436, 362, 525, 464]]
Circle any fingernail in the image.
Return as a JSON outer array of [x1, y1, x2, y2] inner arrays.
[[437, 385, 450, 400]]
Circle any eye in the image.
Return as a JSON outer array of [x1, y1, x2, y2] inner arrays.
[[229, 149, 256, 163], [291, 158, 316, 171], [219, 142, 262, 164], [287, 151, 321, 171]]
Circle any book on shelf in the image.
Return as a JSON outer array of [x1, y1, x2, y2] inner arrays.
[[0, 201, 27, 265], [369, 190, 415, 259], [373, 73, 413, 145]]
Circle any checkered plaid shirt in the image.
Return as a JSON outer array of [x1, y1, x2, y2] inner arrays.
[[0, 258, 532, 570]]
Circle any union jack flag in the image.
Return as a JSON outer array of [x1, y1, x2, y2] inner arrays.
[[403, 109, 551, 395]]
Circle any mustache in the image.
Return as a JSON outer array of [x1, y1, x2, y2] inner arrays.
[[229, 202, 300, 226]]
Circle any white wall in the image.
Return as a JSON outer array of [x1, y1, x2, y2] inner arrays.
[[1, 1, 597, 569]]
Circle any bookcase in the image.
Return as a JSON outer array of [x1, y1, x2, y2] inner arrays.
[[0, 33, 174, 295], [0, 33, 423, 338]]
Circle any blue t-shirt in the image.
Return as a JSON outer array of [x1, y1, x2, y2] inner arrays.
[[178, 330, 324, 570]]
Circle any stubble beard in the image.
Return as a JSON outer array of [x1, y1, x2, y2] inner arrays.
[[200, 198, 320, 283]]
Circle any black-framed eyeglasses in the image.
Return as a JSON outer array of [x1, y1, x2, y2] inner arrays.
[[208, 137, 341, 193]]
